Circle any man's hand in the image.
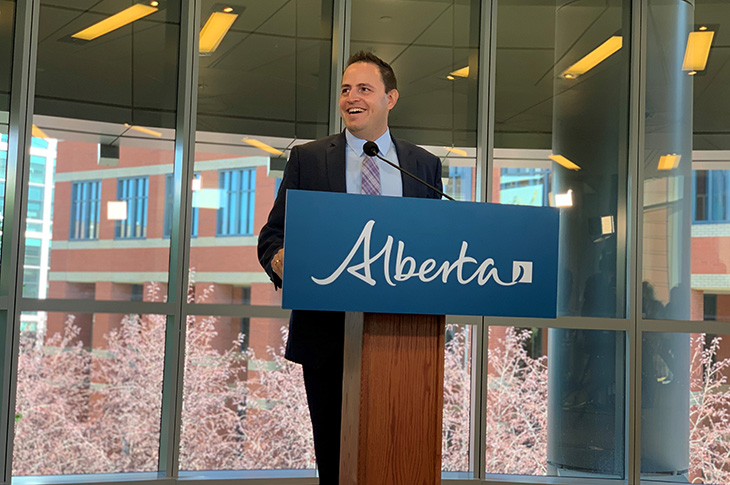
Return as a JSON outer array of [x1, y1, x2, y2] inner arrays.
[[271, 248, 284, 279]]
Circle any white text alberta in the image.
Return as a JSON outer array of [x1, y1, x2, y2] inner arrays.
[[311, 220, 533, 287]]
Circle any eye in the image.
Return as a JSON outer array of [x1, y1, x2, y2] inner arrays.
[[341, 87, 349, 95]]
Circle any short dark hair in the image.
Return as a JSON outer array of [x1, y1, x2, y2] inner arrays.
[[346, 51, 398, 92]]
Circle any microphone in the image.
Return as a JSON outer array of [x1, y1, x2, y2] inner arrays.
[[363, 141, 455, 201]]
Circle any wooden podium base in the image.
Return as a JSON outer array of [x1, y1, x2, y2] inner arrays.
[[340, 312, 446, 485]]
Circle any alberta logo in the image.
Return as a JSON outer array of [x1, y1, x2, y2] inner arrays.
[[312, 220, 534, 288]]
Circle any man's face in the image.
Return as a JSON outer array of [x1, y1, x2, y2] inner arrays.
[[339, 61, 399, 142]]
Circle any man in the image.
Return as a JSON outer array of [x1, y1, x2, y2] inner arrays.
[[257, 51, 443, 484]]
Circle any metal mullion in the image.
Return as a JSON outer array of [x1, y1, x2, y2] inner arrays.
[[12, 475, 176, 485], [17, 298, 172, 316], [329, 0, 347, 135], [630, 0, 649, 483], [639, 318, 730, 335], [158, 0, 199, 477], [1, 0, 39, 481], [468, 317, 487, 480], [476, 0, 496, 206], [481, 476, 628, 485], [474, 0, 497, 478], [484, 315, 632, 332], [184, 302, 290, 319]]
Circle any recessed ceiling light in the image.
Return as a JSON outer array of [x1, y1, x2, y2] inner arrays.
[[72, 4, 158, 41], [199, 11, 238, 53], [449, 66, 469, 78], [699, 26, 708, 31], [682, 31, 714, 72], [223, 7, 234, 13], [243, 137, 285, 156], [562, 36, 623, 79], [658, 153, 681, 170], [549, 153, 581, 171], [689, 70, 697, 75], [150, 1, 159, 6], [446, 75, 455, 80]]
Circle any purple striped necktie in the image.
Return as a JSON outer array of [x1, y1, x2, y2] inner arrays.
[[360, 155, 381, 195]]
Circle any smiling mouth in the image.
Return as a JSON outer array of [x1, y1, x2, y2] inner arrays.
[[347, 108, 365, 114]]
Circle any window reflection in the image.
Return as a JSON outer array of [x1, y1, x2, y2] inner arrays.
[[13, 312, 165, 475], [179, 316, 316, 471], [21, 0, 181, 301], [492, 0, 630, 478], [350, 0, 479, 147]]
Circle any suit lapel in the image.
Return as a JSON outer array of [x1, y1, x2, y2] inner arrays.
[[392, 136, 419, 197], [325, 132, 347, 192]]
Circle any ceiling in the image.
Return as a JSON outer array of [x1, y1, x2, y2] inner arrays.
[[1, 0, 726, 150]]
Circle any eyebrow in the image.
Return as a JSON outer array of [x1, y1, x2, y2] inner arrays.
[[341, 82, 375, 89]]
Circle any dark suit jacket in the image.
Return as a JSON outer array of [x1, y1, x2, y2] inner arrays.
[[257, 131, 443, 368]]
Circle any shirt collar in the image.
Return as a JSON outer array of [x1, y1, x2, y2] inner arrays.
[[345, 129, 392, 157]]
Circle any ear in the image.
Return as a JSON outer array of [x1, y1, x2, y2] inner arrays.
[[386, 89, 399, 110]]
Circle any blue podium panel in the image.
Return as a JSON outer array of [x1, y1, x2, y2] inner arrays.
[[282, 190, 559, 318]]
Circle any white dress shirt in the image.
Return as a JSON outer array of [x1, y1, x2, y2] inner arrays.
[[345, 129, 403, 197]]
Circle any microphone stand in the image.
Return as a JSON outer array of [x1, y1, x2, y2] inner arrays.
[[364, 142, 455, 201]]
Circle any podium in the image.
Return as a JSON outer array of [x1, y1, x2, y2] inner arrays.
[[282, 190, 558, 484], [340, 312, 445, 484]]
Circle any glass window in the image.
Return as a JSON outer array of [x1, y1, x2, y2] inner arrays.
[[349, 0, 480, 206], [485, 327, 625, 477], [188, 0, 333, 313], [13, 312, 166, 475], [22, 268, 40, 299], [442, 323, 471, 474], [26, 185, 44, 221], [24, 239, 41, 267], [115, 176, 149, 239], [217, 168, 255, 237], [350, 0, 479, 148], [693, 170, 729, 223], [179, 316, 316, 472], [643, 0, 730, 322], [29, 155, 46, 184], [69, 181, 100, 240], [640, 0, 730, 480], [21, 0, 181, 302], [183, 1, 334, 474], [490, 0, 631, 480]]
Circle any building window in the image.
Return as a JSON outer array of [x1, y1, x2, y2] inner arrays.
[[217, 168, 256, 236], [694, 170, 729, 223], [499, 167, 551, 207], [164, 173, 199, 238], [447, 166, 474, 201], [116, 176, 149, 239], [69, 180, 101, 240]]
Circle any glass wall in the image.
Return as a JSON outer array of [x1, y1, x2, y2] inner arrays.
[[350, 0, 480, 205], [20, 0, 181, 303], [640, 0, 730, 483], [181, 0, 334, 476], [489, 0, 630, 479], [13, 312, 166, 474], [3, 0, 730, 484]]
